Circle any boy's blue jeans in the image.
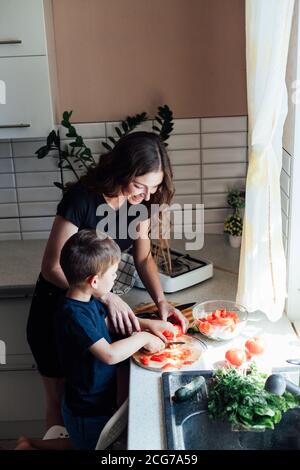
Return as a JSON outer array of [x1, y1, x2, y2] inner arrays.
[[61, 397, 112, 450]]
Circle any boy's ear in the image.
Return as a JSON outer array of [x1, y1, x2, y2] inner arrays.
[[87, 274, 99, 288]]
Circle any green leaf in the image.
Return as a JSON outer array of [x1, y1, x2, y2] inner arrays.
[[108, 136, 116, 144], [66, 126, 77, 138], [152, 125, 160, 132], [35, 146, 49, 159], [115, 127, 123, 138], [102, 142, 112, 151], [121, 121, 128, 132], [62, 110, 73, 122]]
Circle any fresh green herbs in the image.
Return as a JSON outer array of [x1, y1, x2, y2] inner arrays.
[[208, 366, 299, 430]]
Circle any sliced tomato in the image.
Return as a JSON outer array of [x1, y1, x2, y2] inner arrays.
[[183, 360, 193, 365], [162, 330, 174, 340], [140, 356, 150, 366]]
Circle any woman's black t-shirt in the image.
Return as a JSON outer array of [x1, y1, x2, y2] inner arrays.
[[56, 182, 148, 252]]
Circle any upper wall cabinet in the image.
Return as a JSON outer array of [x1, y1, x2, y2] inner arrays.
[[0, 0, 53, 138], [0, 0, 46, 57], [0, 56, 53, 139]]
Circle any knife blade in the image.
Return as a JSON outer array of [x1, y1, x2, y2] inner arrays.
[[136, 302, 196, 319]]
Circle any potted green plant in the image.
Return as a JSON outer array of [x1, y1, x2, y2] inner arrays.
[[224, 212, 243, 247], [224, 188, 245, 248]]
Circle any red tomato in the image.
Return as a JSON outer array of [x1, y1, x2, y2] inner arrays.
[[140, 356, 150, 366], [162, 330, 174, 340], [225, 348, 247, 367], [245, 337, 264, 355]]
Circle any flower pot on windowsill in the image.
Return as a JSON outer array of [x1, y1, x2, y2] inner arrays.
[[229, 234, 242, 248]]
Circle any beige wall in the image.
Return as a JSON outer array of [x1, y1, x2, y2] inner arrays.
[[51, 0, 246, 123]]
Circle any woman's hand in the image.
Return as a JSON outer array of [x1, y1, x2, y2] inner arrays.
[[157, 300, 190, 333], [103, 292, 141, 335], [143, 319, 176, 343]]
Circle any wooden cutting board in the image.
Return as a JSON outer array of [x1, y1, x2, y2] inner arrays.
[[132, 334, 205, 372], [133, 302, 194, 323]]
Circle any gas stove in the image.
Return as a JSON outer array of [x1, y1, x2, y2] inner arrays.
[[134, 247, 213, 293]]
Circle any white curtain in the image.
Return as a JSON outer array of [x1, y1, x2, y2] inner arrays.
[[236, 0, 294, 321]]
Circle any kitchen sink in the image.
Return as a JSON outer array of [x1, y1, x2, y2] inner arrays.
[[162, 370, 300, 450]]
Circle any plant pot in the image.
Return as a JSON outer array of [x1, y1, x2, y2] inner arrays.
[[229, 235, 241, 248]]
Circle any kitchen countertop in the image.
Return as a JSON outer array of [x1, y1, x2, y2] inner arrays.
[[0, 239, 47, 295], [0, 234, 238, 296], [126, 311, 300, 450]]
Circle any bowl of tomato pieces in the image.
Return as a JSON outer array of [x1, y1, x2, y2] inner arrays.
[[191, 300, 248, 341]]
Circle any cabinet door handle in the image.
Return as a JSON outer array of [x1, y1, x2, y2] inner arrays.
[[0, 40, 22, 45], [0, 364, 36, 372], [0, 123, 31, 129]]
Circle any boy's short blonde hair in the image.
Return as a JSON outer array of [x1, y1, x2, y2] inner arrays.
[[60, 230, 121, 286]]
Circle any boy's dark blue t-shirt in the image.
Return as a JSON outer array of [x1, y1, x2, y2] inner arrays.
[[55, 296, 117, 417]]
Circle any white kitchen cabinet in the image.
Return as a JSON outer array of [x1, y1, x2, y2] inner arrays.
[[0, 56, 53, 138], [0, 0, 54, 138], [0, 297, 46, 437], [0, 0, 46, 57]]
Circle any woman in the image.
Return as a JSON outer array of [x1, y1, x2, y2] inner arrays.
[[26, 131, 188, 430]]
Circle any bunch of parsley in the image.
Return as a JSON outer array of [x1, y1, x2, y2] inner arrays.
[[208, 365, 299, 430]]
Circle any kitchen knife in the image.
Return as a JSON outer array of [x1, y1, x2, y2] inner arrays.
[[136, 302, 196, 319]]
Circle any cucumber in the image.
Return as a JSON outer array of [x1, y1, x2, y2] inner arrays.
[[173, 376, 206, 402]]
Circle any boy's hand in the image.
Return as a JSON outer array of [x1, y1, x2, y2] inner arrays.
[[144, 320, 176, 344], [143, 333, 165, 354]]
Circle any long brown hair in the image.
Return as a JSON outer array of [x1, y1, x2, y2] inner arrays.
[[79, 131, 174, 207]]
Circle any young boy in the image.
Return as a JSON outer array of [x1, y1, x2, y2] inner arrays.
[[55, 229, 173, 450]]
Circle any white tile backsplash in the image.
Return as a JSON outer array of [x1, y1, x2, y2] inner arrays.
[[0, 173, 15, 188], [203, 193, 228, 208], [173, 165, 201, 180], [0, 188, 17, 203], [12, 139, 45, 157], [18, 187, 62, 202], [0, 203, 19, 218], [19, 202, 58, 217], [173, 195, 202, 205], [168, 134, 200, 150], [202, 132, 247, 148], [203, 178, 246, 194], [0, 116, 248, 238], [0, 232, 21, 240], [16, 171, 61, 188], [20, 216, 54, 232], [0, 158, 13, 173], [201, 116, 247, 133], [172, 119, 200, 134], [169, 150, 200, 165], [202, 147, 247, 163], [59, 122, 106, 140], [204, 223, 224, 234], [204, 208, 229, 223], [22, 231, 51, 240], [174, 180, 201, 195], [0, 142, 12, 158], [203, 163, 247, 179], [0, 218, 20, 232], [14, 156, 59, 172]]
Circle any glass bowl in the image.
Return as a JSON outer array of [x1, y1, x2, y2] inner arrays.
[[191, 300, 248, 341]]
